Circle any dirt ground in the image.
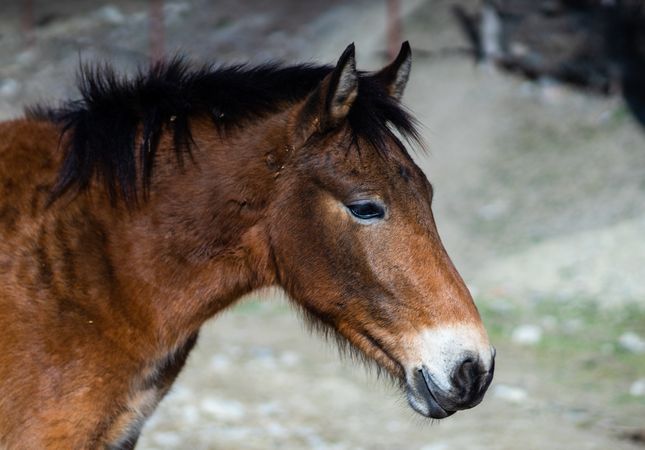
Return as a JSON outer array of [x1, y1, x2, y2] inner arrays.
[[1, 0, 643, 449]]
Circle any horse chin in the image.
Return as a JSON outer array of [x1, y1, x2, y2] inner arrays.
[[405, 368, 456, 419]]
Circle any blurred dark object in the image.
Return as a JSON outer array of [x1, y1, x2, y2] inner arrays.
[[620, 428, 645, 445], [387, 0, 403, 60], [453, 0, 645, 128], [21, 0, 35, 48], [149, 0, 165, 63]]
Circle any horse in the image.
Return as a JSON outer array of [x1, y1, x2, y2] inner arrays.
[[0, 42, 495, 449]]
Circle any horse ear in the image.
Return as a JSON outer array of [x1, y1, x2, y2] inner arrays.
[[324, 43, 359, 125], [373, 41, 412, 100], [296, 43, 358, 142]]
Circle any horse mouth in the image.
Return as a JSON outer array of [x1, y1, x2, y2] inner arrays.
[[406, 368, 456, 419], [351, 328, 406, 380]]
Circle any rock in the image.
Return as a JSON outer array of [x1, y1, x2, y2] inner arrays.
[[265, 421, 288, 438], [250, 346, 274, 359], [152, 431, 181, 447], [512, 324, 543, 346], [279, 350, 300, 367], [249, 346, 277, 369], [477, 199, 509, 221], [200, 397, 246, 421], [180, 404, 199, 423], [493, 384, 528, 403], [0, 79, 19, 98], [209, 354, 231, 372], [256, 401, 282, 416], [95, 5, 125, 25], [618, 332, 645, 354], [630, 378, 645, 396]]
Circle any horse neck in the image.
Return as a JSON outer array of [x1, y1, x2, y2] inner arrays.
[[90, 113, 290, 350]]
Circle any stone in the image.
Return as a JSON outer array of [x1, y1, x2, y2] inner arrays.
[[200, 397, 246, 421], [629, 378, 645, 396], [0, 79, 19, 98], [493, 384, 528, 403], [618, 332, 645, 354], [512, 324, 543, 345], [95, 5, 125, 25]]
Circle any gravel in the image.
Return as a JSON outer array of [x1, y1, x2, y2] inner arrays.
[[1, 0, 643, 448]]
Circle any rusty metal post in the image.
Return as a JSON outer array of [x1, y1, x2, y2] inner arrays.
[[21, 0, 35, 48], [386, 0, 402, 60], [149, 0, 165, 63]]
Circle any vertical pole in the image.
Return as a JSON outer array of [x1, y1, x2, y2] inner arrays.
[[386, 0, 402, 60], [21, 0, 35, 48], [149, 0, 165, 64]]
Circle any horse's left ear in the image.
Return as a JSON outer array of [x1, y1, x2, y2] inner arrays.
[[324, 43, 359, 126], [293, 43, 358, 144], [373, 41, 412, 101]]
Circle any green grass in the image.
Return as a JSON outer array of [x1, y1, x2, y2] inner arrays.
[[232, 294, 645, 421], [479, 297, 645, 418]]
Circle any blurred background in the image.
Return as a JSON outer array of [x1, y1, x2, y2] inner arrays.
[[1, 0, 644, 449]]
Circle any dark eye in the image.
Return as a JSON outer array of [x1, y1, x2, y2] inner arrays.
[[347, 201, 386, 221]]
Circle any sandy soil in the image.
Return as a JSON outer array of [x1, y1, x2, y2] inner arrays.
[[1, 0, 643, 449]]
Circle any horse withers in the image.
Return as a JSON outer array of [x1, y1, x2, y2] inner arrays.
[[0, 43, 494, 448]]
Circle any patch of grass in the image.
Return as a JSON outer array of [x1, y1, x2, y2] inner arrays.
[[478, 297, 645, 425]]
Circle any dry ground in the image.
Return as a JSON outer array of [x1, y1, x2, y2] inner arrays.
[[0, 0, 643, 449]]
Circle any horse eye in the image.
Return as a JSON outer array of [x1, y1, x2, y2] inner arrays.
[[347, 201, 386, 221]]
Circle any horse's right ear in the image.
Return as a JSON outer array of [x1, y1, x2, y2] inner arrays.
[[373, 41, 412, 101], [295, 44, 358, 142]]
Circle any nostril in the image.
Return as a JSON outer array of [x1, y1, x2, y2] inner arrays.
[[451, 354, 493, 402], [459, 357, 475, 372], [453, 357, 478, 394], [460, 357, 475, 367]]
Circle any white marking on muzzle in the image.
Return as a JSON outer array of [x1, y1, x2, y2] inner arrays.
[[411, 324, 493, 392]]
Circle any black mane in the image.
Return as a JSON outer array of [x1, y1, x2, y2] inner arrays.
[[28, 57, 422, 204]]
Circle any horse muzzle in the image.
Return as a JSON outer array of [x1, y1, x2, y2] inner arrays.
[[406, 348, 496, 419]]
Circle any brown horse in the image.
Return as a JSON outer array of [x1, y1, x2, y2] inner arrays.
[[0, 43, 494, 449]]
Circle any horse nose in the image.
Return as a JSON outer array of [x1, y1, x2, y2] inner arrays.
[[407, 329, 495, 418], [449, 350, 495, 409]]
